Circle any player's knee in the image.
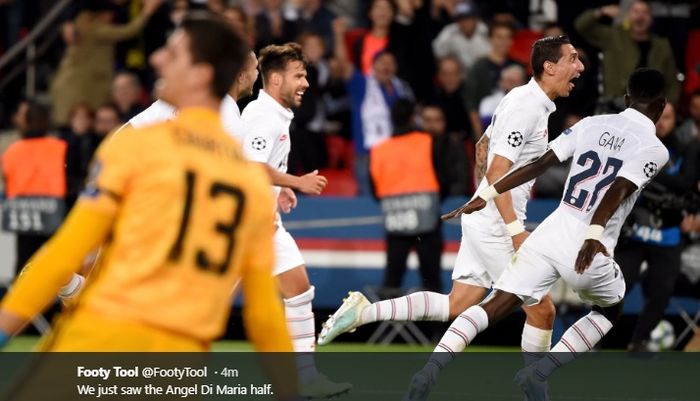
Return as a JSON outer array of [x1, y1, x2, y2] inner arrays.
[[524, 296, 556, 328], [446, 285, 485, 319], [447, 292, 469, 319], [480, 291, 522, 324]]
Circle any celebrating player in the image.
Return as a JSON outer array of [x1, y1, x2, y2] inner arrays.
[[407, 68, 669, 401], [240, 42, 350, 398], [319, 36, 584, 373]]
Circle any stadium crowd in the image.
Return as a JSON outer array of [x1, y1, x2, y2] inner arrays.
[[0, 0, 699, 352]]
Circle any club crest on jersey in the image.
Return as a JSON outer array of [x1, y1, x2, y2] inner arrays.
[[507, 131, 523, 147], [643, 161, 658, 178], [251, 136, 267, 150], [279, 134, 288, 142]]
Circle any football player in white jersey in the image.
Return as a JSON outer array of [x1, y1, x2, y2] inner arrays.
[[240, 43, 349, 399], [126, 51, 256, 137], [410, 68, 669, 401], [319, 35, 583, 373]]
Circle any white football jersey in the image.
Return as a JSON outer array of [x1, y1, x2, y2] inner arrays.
[[466, 78, 556, 237], [128, 99, 176, 128], [241, 89, 293, 198], [547, 107, 669, 251], [127, 96, 245, 140]]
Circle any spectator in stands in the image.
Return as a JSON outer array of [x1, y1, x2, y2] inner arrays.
[[420, 103, 471, 196], [1, 101, 67, 276], [370, 99, 444, 294], [432, 1, 490, 75], [294, 0, 337, 56], [81, 103, 122, 165], [0, 101, 27, 194], [94, 103, 122, 139], [333, 17, 414, 195], [224, 4, 256, 47], [62, 103, 95, 208], [254, 0, 300, 51], [288, 32, 329, 175], [616, 102, 700, 352], [431, 56, 472, 139], [478, 63, 527, 131], [383, 0, 437, 102], [353, 0, 394, 76], [466, 21, 522, 137], [323, 58, 353, 143], [574, 0, 680, 105], [111, 71, 145, 121], [49, 0, 163, 126], [677, 89, 700, 146], [542, 22, 564, 38]]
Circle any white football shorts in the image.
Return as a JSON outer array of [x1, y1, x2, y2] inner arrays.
[[273, 222, 305, 275], [494, 212, 626, 307], [451, 215, 514, 288]]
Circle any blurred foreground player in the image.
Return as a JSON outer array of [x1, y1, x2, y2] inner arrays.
[[0, 12, 294, 363], [406, 68, 669, 401]]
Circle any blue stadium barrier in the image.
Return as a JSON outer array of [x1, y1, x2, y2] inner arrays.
[[283, 196, 697, 318]]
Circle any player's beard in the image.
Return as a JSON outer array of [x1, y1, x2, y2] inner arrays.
[[281, 87, 301, 109]]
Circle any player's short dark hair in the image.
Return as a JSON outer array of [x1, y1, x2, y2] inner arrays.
[[531, 35, 571, 80], [627, 68, 665, 103], [391, 98, 416, 129], [180, 11, 249, 98], [258, 42, 308, 86]]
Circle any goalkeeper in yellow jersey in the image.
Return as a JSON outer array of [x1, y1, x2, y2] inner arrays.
[[0, 11, 293, 362]]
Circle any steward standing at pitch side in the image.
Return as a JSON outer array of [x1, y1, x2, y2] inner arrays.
[[369, 98, 446, 294]]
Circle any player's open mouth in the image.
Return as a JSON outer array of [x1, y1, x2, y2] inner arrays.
[[295, 91, 305, 100], [568, 75, 580, 91]]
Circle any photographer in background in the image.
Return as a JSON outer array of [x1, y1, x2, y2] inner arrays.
[[616, 102, 700, 352]]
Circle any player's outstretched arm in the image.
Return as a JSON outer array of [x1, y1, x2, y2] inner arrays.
[[0, 204, 114, 342], [575, 177, 637, 274], [491, 149, 561, 195], [442, 150, 560, 220]]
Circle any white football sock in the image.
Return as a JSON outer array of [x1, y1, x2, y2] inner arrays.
[[535, 311, 612, 380], [521, 323, 552, 367], [359, 292, 449, 324], [426, 305, 489, 376], [284, 286, 318, 383]]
